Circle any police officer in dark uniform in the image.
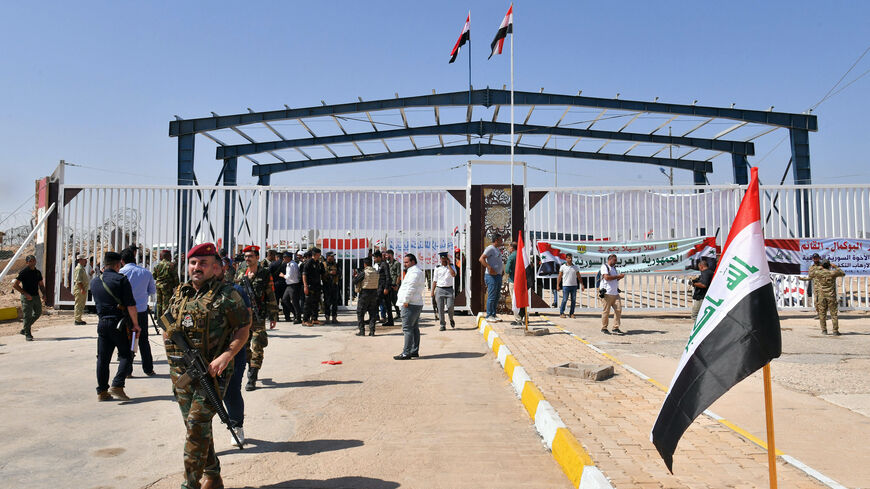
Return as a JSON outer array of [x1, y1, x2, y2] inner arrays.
[[90, 251, 141, 402], [301, 247, 324, 326]]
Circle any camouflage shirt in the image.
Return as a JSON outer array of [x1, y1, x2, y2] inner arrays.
[[163, 277, 250, 389], [153, 259, 179, 291], [388, 258, 402, 285], [324, 260, 341, 287], [234, 263, 279, 323], [807, 265, 845, 298]]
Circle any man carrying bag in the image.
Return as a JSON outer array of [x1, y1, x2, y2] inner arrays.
[[90, 251, 141, 402]]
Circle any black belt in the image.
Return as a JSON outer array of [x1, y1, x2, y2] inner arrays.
[[437, 286, 453, 289]]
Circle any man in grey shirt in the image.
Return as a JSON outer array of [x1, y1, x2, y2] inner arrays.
[[478, 233, 505, 321]]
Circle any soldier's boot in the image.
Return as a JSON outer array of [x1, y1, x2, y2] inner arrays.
[[819, 315, 828, 334], [201, 474, 224, 489], [332, 315, 338, 325], [832, 316, 840, 335], [108, 386, 130, 401], [245, 368, 259, 391]]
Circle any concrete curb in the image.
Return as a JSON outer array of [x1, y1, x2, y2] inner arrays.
[[477, 314, 613, 489]]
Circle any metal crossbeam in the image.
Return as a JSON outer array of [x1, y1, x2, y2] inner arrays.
[[170, 88, 817, 136], [215, 121, 755, 159], [250, 143, 713, 176]]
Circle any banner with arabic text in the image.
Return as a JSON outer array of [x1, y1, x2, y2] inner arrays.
[[541, 237, 709, 274], [799, 239, 870, 275]]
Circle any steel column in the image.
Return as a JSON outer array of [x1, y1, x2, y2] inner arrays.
[[177, 134, 195, 252], [790, 129, 812, 237], [731, 153, 749, 185], [693, 170, 707, 185], [222, 157, 237, 254]]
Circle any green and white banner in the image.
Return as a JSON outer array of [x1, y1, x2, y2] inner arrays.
[[544, 237, 712, 274]]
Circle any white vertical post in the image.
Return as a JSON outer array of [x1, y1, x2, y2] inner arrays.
[[257, 188, 268, 253]]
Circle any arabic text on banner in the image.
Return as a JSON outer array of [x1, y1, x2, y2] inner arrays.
[[540, 237, 708, 275], [799, 239, 870, 275]]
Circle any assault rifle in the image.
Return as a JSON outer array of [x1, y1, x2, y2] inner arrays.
[[241, 276, 262, 322], [147, 307, 161, 335], [169, 331, 244, 450]]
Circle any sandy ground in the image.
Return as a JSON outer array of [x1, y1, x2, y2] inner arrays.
[[0, 311, 571, 489]]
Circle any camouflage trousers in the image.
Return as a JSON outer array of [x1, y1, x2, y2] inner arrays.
[[815, 295, 839, 332], [21, 295, 42, 336], [246, 324, 268, 369], [172, 371, 220, 489], [155, 287, 173, 319]]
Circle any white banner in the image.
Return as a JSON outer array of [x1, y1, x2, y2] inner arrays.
[[387, 236, 454, 270], [543, 237, 708, 274], [799, 238, 870, 275]]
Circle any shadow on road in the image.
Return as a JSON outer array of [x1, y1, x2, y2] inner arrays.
[[119, 394, 175, 405], [43, 336, 92, 341], [619, 329, 667, 336], [219, 438, 364, 457], [421, 351, 485, 360], [237, 475, 399, 489], [258, 379, 362, 389], [267, 333, 322, 339]]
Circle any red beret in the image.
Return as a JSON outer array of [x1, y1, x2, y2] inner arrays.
[[242, 245, 260, 253], [187, 242, 217, 259]]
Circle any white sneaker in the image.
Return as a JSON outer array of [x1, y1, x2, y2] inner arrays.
[[230, 427, 245, 447], [489, 316, 501, 323]]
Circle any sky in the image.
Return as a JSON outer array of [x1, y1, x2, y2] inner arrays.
[[1, 1, 869, 229]]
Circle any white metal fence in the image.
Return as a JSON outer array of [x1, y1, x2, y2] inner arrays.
[[526, 184, 870, 311], [54, 185, 469, 310]]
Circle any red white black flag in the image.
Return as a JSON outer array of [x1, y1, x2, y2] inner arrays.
[[651, 167, 782, 473], [449, 13, 470, 64], [488, 4, 513, 59], [512, 230, 530, 310]]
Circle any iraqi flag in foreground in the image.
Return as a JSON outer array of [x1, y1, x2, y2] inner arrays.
[[488, 4, 513, 59], [512, 231, 530, 312], [449, 13, 470, 64], [651, 167, 782, 473]]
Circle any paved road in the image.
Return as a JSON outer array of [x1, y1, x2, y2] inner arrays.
[[0, 312, 571, 489]]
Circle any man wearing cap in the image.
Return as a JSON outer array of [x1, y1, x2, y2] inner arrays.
[[153, 250, 179, 319], [12, 255, 47, 341], [799, 254, 846, 335], [431, 252, 457, 330], [301, 247, 324, 326], [323, 251, 341, 324], [163, 243, 250, 488], [281, 252, 303, 324], [90, 251, 141, 401], [73, 254, 89, 325], [372, 250, 394, 326], [353, 257, 380, 335], [234, 245, 278, 391]]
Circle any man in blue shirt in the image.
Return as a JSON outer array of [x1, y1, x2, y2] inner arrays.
[[119, 247, 157, 376]]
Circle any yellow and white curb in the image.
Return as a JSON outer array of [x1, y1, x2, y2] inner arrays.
[[477, 314, 613, 489], [546, 320, 849, 489]]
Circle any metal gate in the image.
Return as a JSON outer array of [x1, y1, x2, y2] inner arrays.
[[54, 185, 469, 311], [526, 184, 870, 311]]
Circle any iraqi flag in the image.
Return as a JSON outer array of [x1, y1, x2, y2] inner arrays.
[[512, 231, 531, 311], [488, 4, 513, 59], [765, 239, 801, 275], [536, 241, 566, 276], [651, 167, 782, 473], [449, 13, 470, 64]]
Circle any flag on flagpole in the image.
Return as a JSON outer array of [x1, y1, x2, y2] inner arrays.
[[488, 4, 513, 59], [449, 13, 470, 64], [512, 230, 530, 310], [651, 167, 782, 473]]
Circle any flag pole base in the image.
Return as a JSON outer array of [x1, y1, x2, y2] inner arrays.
[[763, 363, 778, 489]]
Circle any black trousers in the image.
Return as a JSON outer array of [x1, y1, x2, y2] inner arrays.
[[135, 311, 153, 374], [274, 282, 287, 318], [357, 289, 378, 332], [378, 290, 393, 323], [323, 284, 339, 318], [96, 318, 133, 393], [282, 283, 303, 321], [304, 286, 321, 321]]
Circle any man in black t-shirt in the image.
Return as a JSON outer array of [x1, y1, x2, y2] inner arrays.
[[90, 251, 141, 401], [12, 255, 47, 341], [301, 248, 323, 325], [691, 260, 714, 321]]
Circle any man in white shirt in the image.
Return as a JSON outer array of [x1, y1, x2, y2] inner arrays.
[[394, 253, 425, 360], [599, 254, 625, 335], [557, 253, 584, 318], [281, 252, 303, 324], [431, 252, 457, 331]]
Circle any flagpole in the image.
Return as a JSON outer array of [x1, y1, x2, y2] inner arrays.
[[468, 10, 472, 105], [509, 3, 514, 198], [762, 363, 778, 489]]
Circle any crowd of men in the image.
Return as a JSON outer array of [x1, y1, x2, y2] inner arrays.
[[7, 236, 852, 489]]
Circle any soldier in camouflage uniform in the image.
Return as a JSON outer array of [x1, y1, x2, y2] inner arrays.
[[235, 245, 278, 391], [153, 250, 179, 319], [163, 243, 250, 489], [800, 255, 846, 335]]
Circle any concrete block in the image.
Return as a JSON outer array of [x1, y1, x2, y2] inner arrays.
[[547, 362, 614, 381]]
